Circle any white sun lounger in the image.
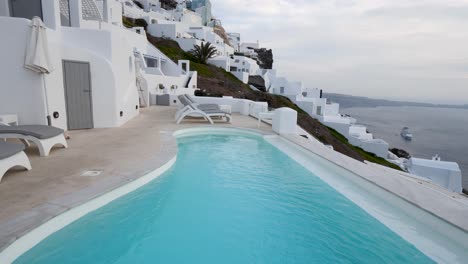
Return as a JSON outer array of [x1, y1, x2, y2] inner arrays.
[[176, 104, 232, 124], [0, 141, 32, 182], [0, 123, 68, 157], [176, 96, 232, 125], [183, 94, 220, 111]]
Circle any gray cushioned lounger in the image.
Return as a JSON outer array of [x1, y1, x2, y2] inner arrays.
[[0, 141, 31, 182], [0, 141, 26, 160], [0, 125, 64, 139], [0, 124, 67, 156], [182, 95, 220, 110]]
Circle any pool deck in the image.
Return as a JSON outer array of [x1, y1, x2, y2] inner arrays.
[[1, 106, 468, 254], [0, 106, 273, 251]]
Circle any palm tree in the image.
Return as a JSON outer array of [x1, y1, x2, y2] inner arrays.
[[190, 42, 218, 64]]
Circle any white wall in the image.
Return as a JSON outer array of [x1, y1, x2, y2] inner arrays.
[[208, 57, 230, 71], [147, 23, 188, 39], [0, 17, 48, 126], [58, 26, 139, 128], [230, 55, 260, 75], [323, 103, 339, 116], [361, 139, 389, 159], [177, 9, 202, 26], [175, 38, 201, 51], [409, 158, 462, 193], [232, 72, 249, 84], [270, 77, 289, 95], [303, 87, 321, 98], [121, 0, 146, 19]]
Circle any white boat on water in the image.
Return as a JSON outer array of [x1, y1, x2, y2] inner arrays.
[[401, 127, 413, 141]]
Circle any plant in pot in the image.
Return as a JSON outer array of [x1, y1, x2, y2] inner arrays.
[[170, 85, 178, 94], [158, 84, 166, 94]]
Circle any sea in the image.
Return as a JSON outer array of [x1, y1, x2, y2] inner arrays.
[[342, 106, 468, 190]]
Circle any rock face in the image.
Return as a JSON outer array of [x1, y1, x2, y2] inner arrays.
[[390, 148, 411, 159], [248, 75, 266, 92], [213, 25, 232, 47], [254, 48, 274, 69]]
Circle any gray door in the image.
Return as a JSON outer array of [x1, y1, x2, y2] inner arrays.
[[63, 61, 94, 130], [9, 0, 43, 20]]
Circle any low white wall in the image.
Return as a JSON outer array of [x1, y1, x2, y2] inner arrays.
[[324, 103, 340, 116], [147, 23, 177, 39], [208, 58, 229, 71], [273, 108, 297, 135], [409, 159, 462, 193], [175, 38, 201, 52], [323, 121, 351, 138], [361, 140, 389, 159], [295, 101, 316, 117], [231, 72, 249, 84]]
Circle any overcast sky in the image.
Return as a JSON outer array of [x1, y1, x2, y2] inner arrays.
[[212, 0, 468, 104]]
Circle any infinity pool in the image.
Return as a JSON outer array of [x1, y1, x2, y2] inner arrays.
[[14, 132, 438, 263]]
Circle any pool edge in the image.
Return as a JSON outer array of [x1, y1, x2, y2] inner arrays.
[[0, 156, 177, 264]]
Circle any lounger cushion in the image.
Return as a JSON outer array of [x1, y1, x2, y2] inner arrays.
[[0, 141, 25, 159], [0, 125, 64, 139]]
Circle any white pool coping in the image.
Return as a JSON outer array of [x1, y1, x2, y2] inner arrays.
[[1, 127, 467, 263], [0, 157, 177, 264]]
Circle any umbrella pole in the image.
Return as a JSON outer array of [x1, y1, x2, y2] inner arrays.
[[42, 75, 51, 126]]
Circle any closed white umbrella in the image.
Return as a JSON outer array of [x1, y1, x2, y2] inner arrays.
[[24, 16, 54, 125]]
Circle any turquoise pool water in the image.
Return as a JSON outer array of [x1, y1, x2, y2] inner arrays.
[[15, 133, 433, 263]]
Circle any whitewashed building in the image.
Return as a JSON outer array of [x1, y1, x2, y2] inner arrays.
[[240, 42, 259, 58], [227, 32, 241, 52], [0, 0, 196, 130], [189, 0, 212, 26], [230, 56, 260, 75]]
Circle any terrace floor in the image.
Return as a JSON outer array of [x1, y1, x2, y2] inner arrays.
[[0, 106, 274, 251]]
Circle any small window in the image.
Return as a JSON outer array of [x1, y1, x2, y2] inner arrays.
[[60, 0, 71, 27], [144, 56, 159, 68], [280, 87, 285, 94], [317, 106, 322, 115]]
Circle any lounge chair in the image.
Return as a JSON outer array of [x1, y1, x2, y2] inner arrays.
[[176, 95, 222, 121], [175, 97, 232, 124], [182, 94, 220, 111], [0, 141, 32, 182], [0, 123, 68, 156]]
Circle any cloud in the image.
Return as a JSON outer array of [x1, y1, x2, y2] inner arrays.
[[212, 0, 468, 103]]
